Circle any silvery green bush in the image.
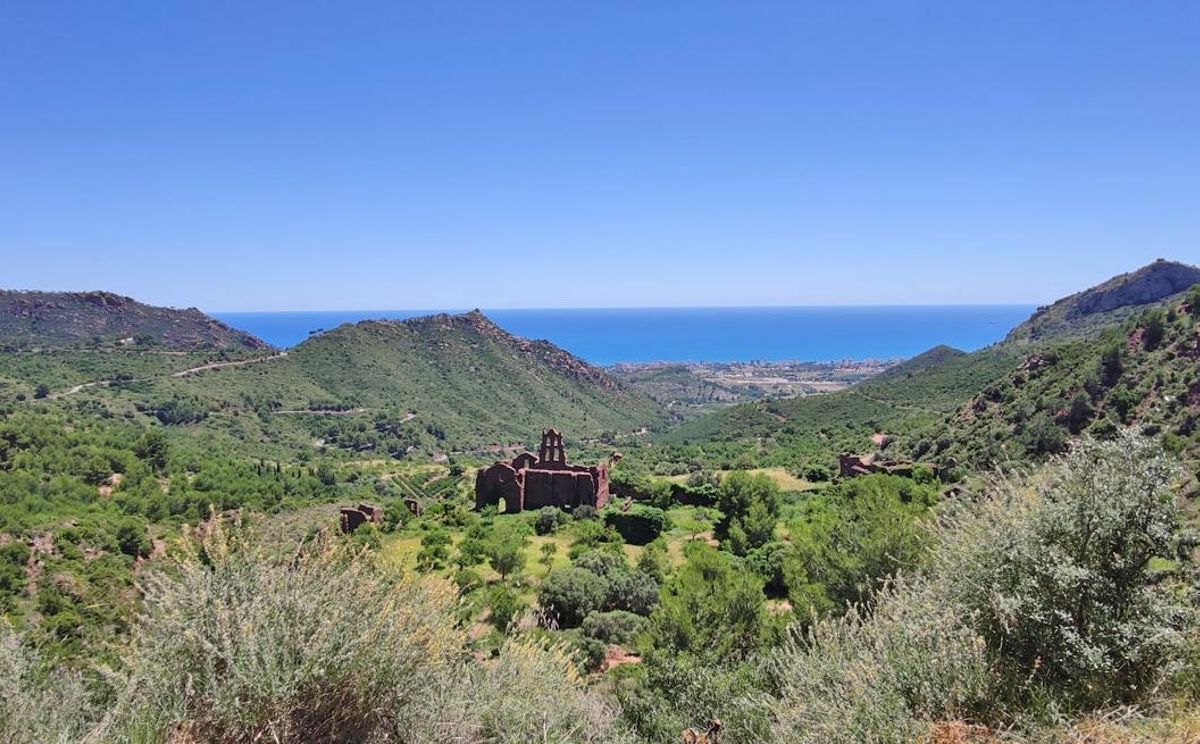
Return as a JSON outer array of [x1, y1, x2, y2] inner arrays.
[[83, 517, 631, 743], [941, 432, 1187, 709], [762, 433, 1191, 743]]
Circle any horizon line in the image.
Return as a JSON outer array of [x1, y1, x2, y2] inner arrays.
[[208, 302, 1040, 315]]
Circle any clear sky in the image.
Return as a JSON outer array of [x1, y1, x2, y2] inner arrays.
[[2, 2, 1198, 311]]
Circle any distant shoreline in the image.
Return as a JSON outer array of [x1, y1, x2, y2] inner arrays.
[[213, 305, 1035, 365]]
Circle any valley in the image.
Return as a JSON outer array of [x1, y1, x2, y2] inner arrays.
[[2, 261, 1200, 743]]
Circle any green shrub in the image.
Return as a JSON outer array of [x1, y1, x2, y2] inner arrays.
[[605, 504, 667, 545], [534, 506, 571, 535], [607, 570, 660, 616], [942, 433, 1188, 709], [764, 434, 1192, 743], [573, 549, 627, 577], [636, 537, 671, 583], [453, 567, 483, 594], [88, 519, 632, 743], [714, 471, 780, 556], [582, 610, 649, 646], [572, 635, 608, 673], [0, 623, 96, 743], [644, 542, 770, 663], [488, 584, 525, 632], [539, 567, 609, 628]]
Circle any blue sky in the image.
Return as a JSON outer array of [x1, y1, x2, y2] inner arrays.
[[2, 2, 1198, 311]]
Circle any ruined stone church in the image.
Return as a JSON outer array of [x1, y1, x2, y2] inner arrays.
[[475, 429, 610, 513]]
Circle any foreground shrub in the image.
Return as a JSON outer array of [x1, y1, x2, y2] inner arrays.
[[762, 434, 1192, 743], [766, 576, 994, 743], [86, 518, 632, 743], [0, 624, 96, 744], [100, 523, 465, 741], [940, 433, 1188, 709]]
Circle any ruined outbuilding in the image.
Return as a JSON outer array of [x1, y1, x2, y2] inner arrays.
[[838, 452, 942, 480], [339, 503, 384, 533], [475, 429, 610, 513]]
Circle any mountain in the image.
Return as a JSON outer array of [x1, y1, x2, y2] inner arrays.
[[1005, 259, 1200, 344], [662, 260, 1200, 471], [929, 288, 1200, 469], [60, 309, 672, 452], [0, 290, 269, 351], [662, 343, 1019, 460]]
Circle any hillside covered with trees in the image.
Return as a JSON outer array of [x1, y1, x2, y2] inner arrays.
[[1, 263, 1200, 742]]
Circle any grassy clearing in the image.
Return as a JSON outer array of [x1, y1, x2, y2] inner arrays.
[[665, 467, 815, 492]]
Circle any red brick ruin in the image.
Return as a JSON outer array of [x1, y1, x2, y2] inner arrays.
[[339, 502, 384, 533], [475, 428, 610, 513], [838, 452, 942, 480]]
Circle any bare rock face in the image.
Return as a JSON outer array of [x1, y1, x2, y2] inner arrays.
[[1007, 260, 1200, 344], [475, 429, 610, 513], [1069, 260, 1200, 318]]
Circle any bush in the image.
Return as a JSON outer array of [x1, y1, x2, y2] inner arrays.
[[488, 584, 525, 632], [764, 434, 1192, 743], [715, 472, 781, 556], [539, 567, 609, 628], [604, 504, 667, 545], [636, 537, 671, 583], [942, 433, 1188, 708], [534, 506, 571, 535], [85, 519, 633, 743], [644, 543, 770, 663], [0, 624, 96, 743], [573, 549, 627, 578], [453, 567, 483, 594], [1143, 309, 1166, 351], [484, 524, 528, 579], [582, 610, 649, 646], [99, 521, 468, 740], [568, 518, 623, 559], [572, 635, 608, 673], [607, 570, 660, 616], [573, 505, 598, 520], [767, 575, 993, 744], [1021, 411, 1067, 457]]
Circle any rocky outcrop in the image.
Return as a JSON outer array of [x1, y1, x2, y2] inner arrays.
[[1007, 260, 1200, 344], [0, 290, 270, 350]]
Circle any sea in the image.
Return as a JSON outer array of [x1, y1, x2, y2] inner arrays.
[[211, 306, 1036, 366]]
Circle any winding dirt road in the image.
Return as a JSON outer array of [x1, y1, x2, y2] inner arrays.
[[45, 351, 288, 399]]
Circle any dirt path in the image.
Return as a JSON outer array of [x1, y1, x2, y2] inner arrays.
[[170, 351, 288, 377], [48, 381, 108, 400], [44, 351, 289, 399]]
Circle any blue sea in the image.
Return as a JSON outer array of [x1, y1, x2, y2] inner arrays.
[[212, 306, 1035, 365]]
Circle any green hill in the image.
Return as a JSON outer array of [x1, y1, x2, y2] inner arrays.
[[660, 260, 1200, 471], [662, 344, 1019, 459], [1005, 259, 1200, 345], [0, 290, 269, 351], [4, 309, 670, 454], [931, 287, 1200, 468]]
